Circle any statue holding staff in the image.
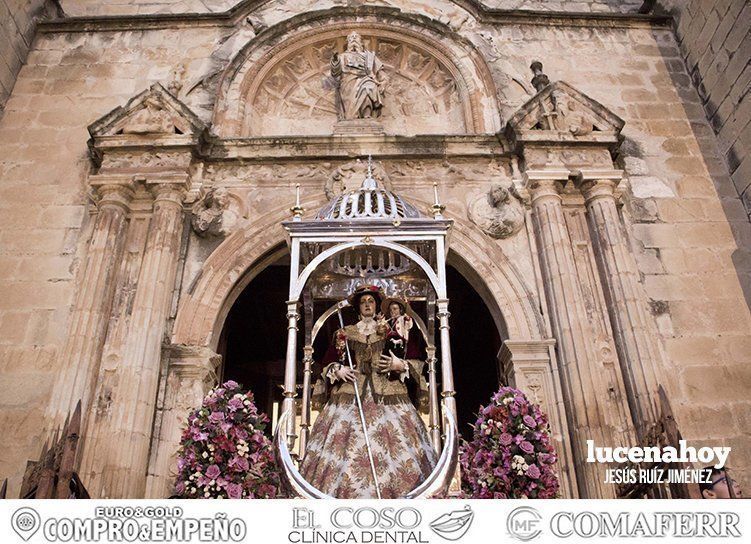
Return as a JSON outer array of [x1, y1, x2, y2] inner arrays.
[[299, 285, 436, 498], [330, 32, 387, 120]]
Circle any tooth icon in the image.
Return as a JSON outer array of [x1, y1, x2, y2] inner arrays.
[[429, 505, 474, 541]]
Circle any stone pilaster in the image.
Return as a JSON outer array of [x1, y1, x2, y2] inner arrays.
[[499, 339, 577, 498], [526, 169, 622, 498], [578, 170, 662, 438], [46, 178, 133, 426], [81, 176, 189, 498], [145, 344, 221, 499]]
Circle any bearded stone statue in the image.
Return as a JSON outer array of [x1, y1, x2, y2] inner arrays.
[[330, 31, 387, 120]]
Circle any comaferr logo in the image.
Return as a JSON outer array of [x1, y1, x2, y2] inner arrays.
[[504, 508, 742, 540], [507, 506, 542, 542], [550, 512, 741, 538]]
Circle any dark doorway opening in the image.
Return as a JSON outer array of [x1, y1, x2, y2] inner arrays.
[[219, 255, 502, 440]]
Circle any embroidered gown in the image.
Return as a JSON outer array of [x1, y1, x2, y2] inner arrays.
[[299, 317, 437, 498]]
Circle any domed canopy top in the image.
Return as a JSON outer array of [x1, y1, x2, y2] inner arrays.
[[316, 160, 424, 221]]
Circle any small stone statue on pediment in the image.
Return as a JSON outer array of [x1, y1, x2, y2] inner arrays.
[[468, 183, 526, 239], [551, 90, 594, 136], [121, 96, 175, 135], [330, 31, 387, 121]]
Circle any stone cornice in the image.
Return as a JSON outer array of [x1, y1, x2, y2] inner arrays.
[[204, 133, 508, 161], [38, 0, 671, 33]]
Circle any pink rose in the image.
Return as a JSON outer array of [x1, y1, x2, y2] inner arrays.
[[520, 441, 535, 454], [227, 482, 243, 499], [227, 397, 244, 412], [523, 415, 537, 428], [206, 464, 221, 480], [526, 464, 541, 479], [229, 455, 249, 472], [499, 433, 513, 446]]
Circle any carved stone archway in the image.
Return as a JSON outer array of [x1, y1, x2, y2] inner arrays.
[[172, 198, 544, 350], [212, 8, 500, 137], [146, 195, 578, 498]]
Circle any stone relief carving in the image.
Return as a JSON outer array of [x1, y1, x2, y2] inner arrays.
[[467, 183, 526, 239], [202, 159, 512, 188], [246, 34, 463, 136], [326, 159, 392, 199], [100, 151, 193, 172], [121, 96, 175, 134], [550, 89, 595, 136], [190, 187, 244, 238], [388, 159, 510, 181], [524, 148, 613, 170], [329, 31, 387, 120]]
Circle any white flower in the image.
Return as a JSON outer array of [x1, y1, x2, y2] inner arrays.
[[244, 399, 251, 406], [202, 451, 208, 459]]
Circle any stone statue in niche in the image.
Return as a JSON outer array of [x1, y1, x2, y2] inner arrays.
[[330, 32, 387, 120], [551, 90, 594, 136], [121, 96, 175, 134], [190, 187, 238, 238], [468, 183, 526, 239]]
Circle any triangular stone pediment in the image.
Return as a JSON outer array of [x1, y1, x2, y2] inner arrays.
[[506, 81, 624, 139], [88, 83, 207, 138]]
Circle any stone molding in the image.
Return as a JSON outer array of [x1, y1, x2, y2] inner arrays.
[[145, 344, 221, 499], [37, 2, 671, 33], [498, 338, 577, 498]]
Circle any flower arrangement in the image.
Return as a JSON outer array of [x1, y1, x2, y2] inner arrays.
[[460, 386, 559, 498], [173, 380, 282, 499]]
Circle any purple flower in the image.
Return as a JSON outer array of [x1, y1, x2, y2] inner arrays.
[[206, 464, 221, 480], [526, 464, 541, 479], [523, 415, 537, 428], [227, 482, 243, 499], [223, 380, 239, 389], [227, 397, 244, 412], [232, 427, 248, 441], [499, 433, 513, 446], [190, 427, 208, 441], [209, 411, 225, 424], [520, 441, 535, 454], [175, 481, 186, 494], [229, 455, 250, 472]]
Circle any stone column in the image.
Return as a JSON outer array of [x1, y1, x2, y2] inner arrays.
[[145, 344, 221, 499], [46, 178, 133, 425], [499, 339, 577, 498], [526, 169, 620, 498], [82, 177, 188, 498], [578, 170, 661, 438]]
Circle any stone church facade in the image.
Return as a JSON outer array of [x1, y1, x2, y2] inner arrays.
[[0, 0, 749, 499]]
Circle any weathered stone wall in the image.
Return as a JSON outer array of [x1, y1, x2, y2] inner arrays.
[[655, 0, 750, 219], [0, 0, 749, 496], [59, 0, 649, 17], [0, 0, 58, 115], [484, 0, 644, 12], [60, 0, 240, 16]]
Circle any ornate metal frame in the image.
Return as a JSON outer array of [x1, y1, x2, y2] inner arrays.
[[273, 169, 458, 498]]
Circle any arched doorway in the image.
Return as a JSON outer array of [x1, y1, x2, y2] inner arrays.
[[218, 247, 503, 440]]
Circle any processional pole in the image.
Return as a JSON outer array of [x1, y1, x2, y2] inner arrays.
[[336, 302, 382, 499]]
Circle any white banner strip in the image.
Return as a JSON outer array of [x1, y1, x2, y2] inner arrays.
[[1, 499, 748, 544]]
